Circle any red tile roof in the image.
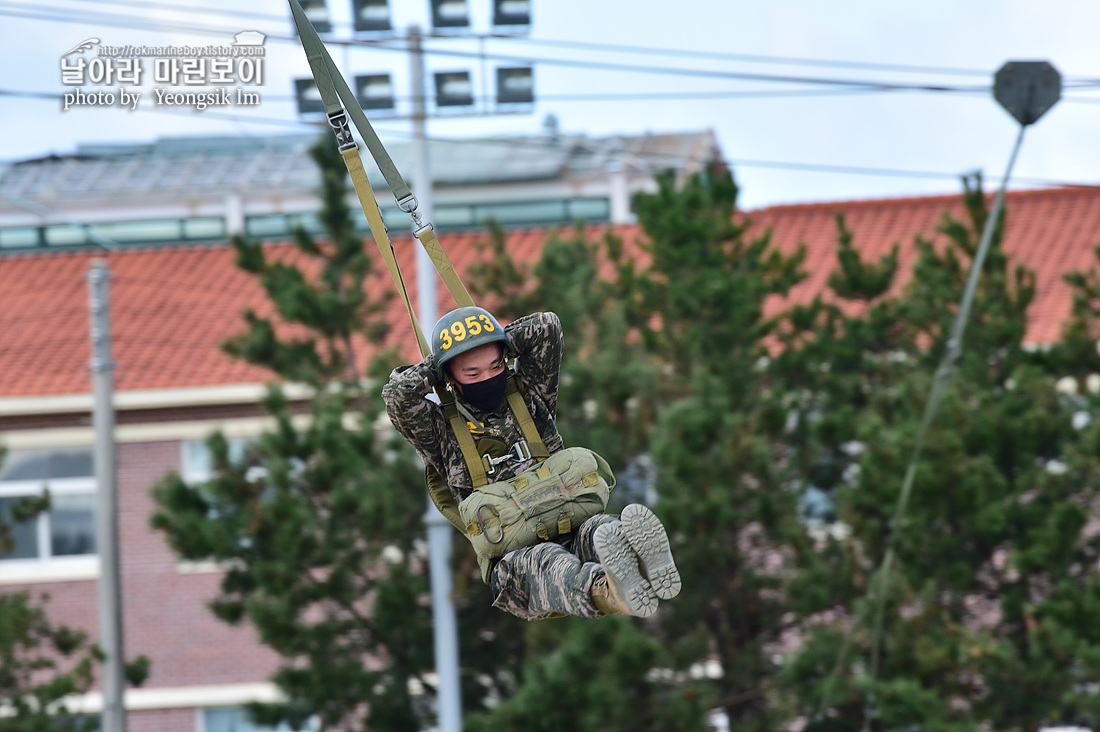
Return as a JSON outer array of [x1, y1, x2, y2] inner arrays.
[[1, 186, 1098, 399], [748, 187, 1100, 344]]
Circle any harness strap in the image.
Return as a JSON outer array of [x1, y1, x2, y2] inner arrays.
[[289, 0, 547, 496], [441, 398, 489, 488], [441, 376, 549, 489], [339, 146, 430, 356], [289, 0, 409, 201], [505, 376, 550, 460]]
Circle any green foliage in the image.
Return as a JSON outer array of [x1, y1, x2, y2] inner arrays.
[[776, 174, 1100, 732], [1047, 244, 1100, 377], [827, 213, 897, 301], [632, 168, 805, 381], [471, 618, 711, 732], [0, 593, 99, 732], [0, 448, 128, 731], [222, 138, 389, 389], [0, 493, 49, 556]]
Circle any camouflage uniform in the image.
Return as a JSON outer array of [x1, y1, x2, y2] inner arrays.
[[382, 311, 616, 620]]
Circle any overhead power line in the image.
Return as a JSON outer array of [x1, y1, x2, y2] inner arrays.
[[411, 42, 991, 93], [36, 0, 1100, 86], [501, 37, 995, 78], [0, 3, 1044, 94], [0, 85, 918, 107]]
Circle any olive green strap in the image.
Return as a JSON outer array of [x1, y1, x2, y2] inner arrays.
[[340, 146, 431, 357], [288, 0, 409, 200], [290, 0, 544, 492], [441, 398, 490, 489], [344, 141, 490, 488], [288, 0, 474, 311], [505, 376, 550, 460], [424, 465, 465, 533]]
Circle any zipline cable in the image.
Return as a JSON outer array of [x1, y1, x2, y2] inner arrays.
[[860, 121, 1025, 729], [812, 122, 1029, 727]]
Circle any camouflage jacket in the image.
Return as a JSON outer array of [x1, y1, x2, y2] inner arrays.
[[382, 311, 566, 504]]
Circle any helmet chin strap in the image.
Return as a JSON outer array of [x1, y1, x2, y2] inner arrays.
[[453, 399, 480, 429]]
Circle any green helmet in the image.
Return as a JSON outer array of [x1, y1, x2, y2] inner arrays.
[[431, 306, 508, 379]]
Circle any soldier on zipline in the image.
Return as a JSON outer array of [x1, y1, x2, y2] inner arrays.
[[383, 306, 681, 620]]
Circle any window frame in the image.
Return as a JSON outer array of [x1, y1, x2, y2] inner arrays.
[[0, 449, 98, 579]]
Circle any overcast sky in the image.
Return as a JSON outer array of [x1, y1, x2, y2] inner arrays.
[[2, 0, 1098, 210]]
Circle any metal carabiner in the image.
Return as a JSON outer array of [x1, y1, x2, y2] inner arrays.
[[326, 110, 356, 151], [409, 209, 434, 237], [477, 504, 504, 545]]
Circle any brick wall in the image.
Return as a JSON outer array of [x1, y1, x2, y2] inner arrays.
[[3, 436, 282, 719], [119, 439, 281, 688]]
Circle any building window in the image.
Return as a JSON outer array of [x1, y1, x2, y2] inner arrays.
[[0, 449, 96, 562], [475, 199, 568, 225], [183, 217, 227, 240], [44, 224, 87, 247], [0, 217, 227, 252], [202, 706, 314, 732], [567, 197, 611, 222], [0, 226, 41, 249], [181, 438, 249, 485], [244, 213, 322, 239]]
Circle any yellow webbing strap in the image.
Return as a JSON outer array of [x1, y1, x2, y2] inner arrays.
[[340, 146, 431, 357], [505, 377, 550, 460], [414, 225, 474, 309]]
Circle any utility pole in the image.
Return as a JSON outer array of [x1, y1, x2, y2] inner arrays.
[[410, 23, 463, 732], [89, 259, 126, 732], [409, 25, 438, 332]]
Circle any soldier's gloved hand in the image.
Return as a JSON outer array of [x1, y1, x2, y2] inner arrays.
[[421, 352, 439, 387], [388, 352, 438, 393]]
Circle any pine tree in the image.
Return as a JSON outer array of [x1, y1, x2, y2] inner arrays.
[[780, 174, 1100, 732], [628, 168, 835, 732]]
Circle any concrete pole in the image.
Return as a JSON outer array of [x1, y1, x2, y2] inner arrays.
[[409, 25, 438, 322], [88, 259, 126, 732], [409, 24, 463, 732]]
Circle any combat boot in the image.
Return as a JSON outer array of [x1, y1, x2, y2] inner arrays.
[[621, 503, 682, 600], [591, 575, 627, 615], [593, 522, 658, 617]]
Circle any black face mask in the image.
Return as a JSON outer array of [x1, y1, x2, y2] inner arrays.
[[459, 370, 509, 413]]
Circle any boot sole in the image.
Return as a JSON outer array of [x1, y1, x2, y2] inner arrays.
[[594, 523, 658, 618], [621, 504, 681, 600]]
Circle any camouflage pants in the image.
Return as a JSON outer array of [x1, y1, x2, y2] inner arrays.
[[489, 513, 619, 621]]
